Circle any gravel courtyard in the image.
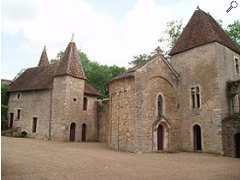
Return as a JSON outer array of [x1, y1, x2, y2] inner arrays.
[[2, 137, 240, 180]]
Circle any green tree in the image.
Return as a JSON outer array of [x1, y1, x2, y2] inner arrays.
[[225, 20, 240, 46], [158, 20, 183, 55], [129, 54, 151, 67], [51, 50, 126, 98], [130, 20, 183, 67], [1, 84, 9, 130]]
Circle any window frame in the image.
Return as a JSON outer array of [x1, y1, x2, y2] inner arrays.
[[190, 85, 201, 110], [17, 109, 21, 120], [234, 56, 240, 75], [83, 97, 88, 111], [32, 117, 38, 133]]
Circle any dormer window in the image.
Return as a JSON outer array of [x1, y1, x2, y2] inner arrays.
[[234, 56, 240, 75]]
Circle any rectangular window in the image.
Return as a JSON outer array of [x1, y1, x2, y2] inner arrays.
[[17, 109, 21, 120], [83, 97, 88, 111], [191, 88, 196, 108], [9, 113, 14, 128], [235, 57, 240, 75], [191, 86, 201, 109], [32, 117, 37, 133]]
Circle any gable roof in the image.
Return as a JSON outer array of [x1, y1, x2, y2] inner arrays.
[[8, 63, 100, 96], [110, 64, 143, 82], [55, 42, 86, 79], [38, 46, 49, 67], [110, 51, 179, 83], [169, 8, 240, 56]]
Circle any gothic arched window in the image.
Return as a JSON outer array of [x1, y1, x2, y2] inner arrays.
[[158, 95, 163, 117]]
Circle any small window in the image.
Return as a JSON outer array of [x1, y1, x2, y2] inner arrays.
[[191, 86, 201, 109], [73, 98, 77, 102], [32, 117, 37, 133], [83, 97, 88, 111], [17, 109, 21, 120], [235, 57, 240, 75], [157, 95, 163, 117], [17, 93, 21, 99]]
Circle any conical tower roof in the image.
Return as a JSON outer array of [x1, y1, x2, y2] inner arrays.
[[169, 8, 240, 56], [38, 46, 49, 67], [55, 41, 86, 79]]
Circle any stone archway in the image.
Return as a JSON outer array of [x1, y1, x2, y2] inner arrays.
[[157, 124, 164, 150], [153, 121, 169, 151], [235, 133, 240, 158], [69, 122, 76, 142], [193, 124, 202, 151]]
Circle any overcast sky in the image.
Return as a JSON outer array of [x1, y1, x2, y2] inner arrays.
[[1, 0, 240, 80]]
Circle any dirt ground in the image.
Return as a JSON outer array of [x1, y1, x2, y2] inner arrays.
[[1, 136, 240, 180]]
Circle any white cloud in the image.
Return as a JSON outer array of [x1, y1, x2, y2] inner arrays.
[[2, 0, 240, 79]]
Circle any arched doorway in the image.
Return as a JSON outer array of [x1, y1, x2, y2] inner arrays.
[[82, 123, 87, 142], [193, 124, 202, 151], [235, 133, 240, 158], [69, 122, 76, 142], [157, 124, 164, 150]]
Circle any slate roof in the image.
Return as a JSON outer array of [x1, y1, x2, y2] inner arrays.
[[169, 8, 240, 56], [8, 41, 99, 96], [38, 46, 49, 67], [8, 63, 99, 96], [55, 42, 86, 79], [110, 64, 143, 82]]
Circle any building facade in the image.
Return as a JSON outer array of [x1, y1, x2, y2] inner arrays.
[[8, 42, 100, 142], [7, 8, 240, 157]]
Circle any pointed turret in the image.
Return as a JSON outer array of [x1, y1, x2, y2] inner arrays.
[[169, 8, 240, 56], [55, 40, 86, 79], [38, 46, 49, 67]]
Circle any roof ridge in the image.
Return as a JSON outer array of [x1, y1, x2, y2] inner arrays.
[[169, 8, 240, 55], [55, 41, 86, 79]]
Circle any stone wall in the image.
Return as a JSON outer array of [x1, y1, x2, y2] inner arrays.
[[134, 55, 180, 152], [51, 76, 98, 142], [108, 55, 180, 152], [8, 90, 51, 139], [222, 113, 240, 157], [98, 99, 110, 143], [170, 42, 239, 154], [108, 77, 136, 152]]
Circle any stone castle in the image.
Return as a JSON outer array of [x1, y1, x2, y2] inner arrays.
[[7, 9, 240, 158]]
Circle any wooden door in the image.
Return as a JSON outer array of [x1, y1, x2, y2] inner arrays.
[[157, 124, 164, 150], [70, 123, 76, 142], [193, 125, 202, 151], [82, 124, 87, 142], [235, 133, 240, 158]]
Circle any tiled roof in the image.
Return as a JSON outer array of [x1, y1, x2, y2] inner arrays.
[[9, 64, 99, 96], [9, 64, 57, 92], [110, 64, 143, 82], [169, 9, 240, 56], [55, 42, 86, 79], [38, 46, 49, 67]]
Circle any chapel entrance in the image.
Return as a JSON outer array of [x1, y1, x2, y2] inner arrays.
[[82, 123, 87, 142], [69, 122, 76, 142], [193, 124, 202, 151], [235, 133, 240, 158], [157, 124, 164, 150]]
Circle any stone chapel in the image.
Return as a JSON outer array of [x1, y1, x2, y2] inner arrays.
[[7, 8, 240, 158]]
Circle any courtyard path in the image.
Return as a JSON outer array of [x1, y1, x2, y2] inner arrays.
[[1, 136, 240, 180]]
